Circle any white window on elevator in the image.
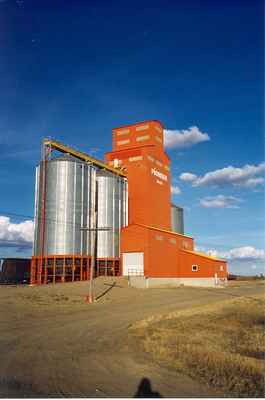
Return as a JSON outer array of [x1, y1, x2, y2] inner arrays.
[[117, 139, 130, 146], [154, 125, 163, 133], [155, 136, 162, 143], [136, 135, 150, 142], [136, 124, 149, 131], [192, 264, 198, 272], [128, 156, 143, 162], [116, 128, 130, 136]]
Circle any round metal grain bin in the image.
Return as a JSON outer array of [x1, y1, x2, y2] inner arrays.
[[33, 156, 96, 256], [96, 171, 128, 258], [171, 204, 184, 234]]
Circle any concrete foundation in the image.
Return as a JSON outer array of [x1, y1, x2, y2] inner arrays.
[[128, 276, 147, 289], [128, 276, 227, 289], [178, 277, 227, 287], [146, 277, 181, 288]]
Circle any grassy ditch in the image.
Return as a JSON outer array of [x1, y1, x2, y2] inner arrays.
[[130, 295, 265, 397]]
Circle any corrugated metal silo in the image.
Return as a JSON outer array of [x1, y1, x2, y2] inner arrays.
[[96, 170, 128, 258], [33, 155, 96, 256], [171, 204, 184, 234]]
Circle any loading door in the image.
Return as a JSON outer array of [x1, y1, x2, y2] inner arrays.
[[122, 252, 144, 276]]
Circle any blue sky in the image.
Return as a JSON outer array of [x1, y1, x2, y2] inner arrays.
[[0, 0, 264, 274]]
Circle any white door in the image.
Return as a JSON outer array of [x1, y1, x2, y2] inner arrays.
[[123, 252, 144, 276]]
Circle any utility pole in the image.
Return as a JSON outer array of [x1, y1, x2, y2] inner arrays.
[[81, 224, 111, 303], [89, 209, 96, 304]]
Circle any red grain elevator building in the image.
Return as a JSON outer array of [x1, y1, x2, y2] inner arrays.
[[106, 120, 227, 288]]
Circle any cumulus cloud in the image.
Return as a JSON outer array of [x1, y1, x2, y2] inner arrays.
[[205, 246, 265, 262], [171, 185, 181, 195], [0, 216, 34, 248], [164, 126, 210, 149], [240, 177, 265, 188], [206, 249, 219, 258], [200, 195, 242, 209], [179, 172, 197, 182], [222, 246, 265, 261], [195, 245, 265, 275], [180, 162, 265, 188]]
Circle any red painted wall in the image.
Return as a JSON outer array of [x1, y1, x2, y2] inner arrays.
[[179, 250, 227, 278], [105, 120, 171, 230], [109, 120, 228, 279]]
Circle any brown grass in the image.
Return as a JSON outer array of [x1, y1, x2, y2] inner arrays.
[[130, 295, 265, 397]]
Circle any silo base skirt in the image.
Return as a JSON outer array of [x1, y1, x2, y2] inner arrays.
[[30, 255, 92, 285], [96, 258, 121, 277], [30, 256, 121, 284]]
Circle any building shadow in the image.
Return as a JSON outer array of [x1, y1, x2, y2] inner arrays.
[[134, 377, 163, 398]]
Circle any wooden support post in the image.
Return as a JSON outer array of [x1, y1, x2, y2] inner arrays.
[[80, 257, 83, 281], [37, 258, 42, 285], [62, 257, 65, 283], [44, 257, 47, 284], [72, 256, 75, 282], [53, 257, 55, 284]]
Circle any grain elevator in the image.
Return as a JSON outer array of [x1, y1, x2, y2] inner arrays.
[[31, 120, 227, 287]]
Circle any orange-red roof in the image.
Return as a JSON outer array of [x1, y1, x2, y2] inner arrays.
[[130, 223, 193, 239], [112, 120, 164, 131], [181, 249, 226, 262]]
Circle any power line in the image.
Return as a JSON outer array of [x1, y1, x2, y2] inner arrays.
[[0, 210, 123, 229], [0, 211, 241, 250]]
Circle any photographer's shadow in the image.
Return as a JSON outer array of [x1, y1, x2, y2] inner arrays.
[[134, 377, 163, 398]]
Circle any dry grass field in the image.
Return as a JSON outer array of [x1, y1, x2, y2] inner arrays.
[[0, 278, 264, 397], [130, 294, 265, 397]]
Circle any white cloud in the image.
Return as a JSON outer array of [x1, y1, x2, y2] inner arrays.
[[180, 162, 265, 188], [222, 246, 265, 261], [205, 246, 265, 262], [179, 172, 197, 182], [194, 245, 207, 253], [171, 185, 181, 195], [0, 216, 34, 247], [207, 249, 220, 258], [240, 177, 265, 188], [195, 245, 265, 275], [200, 195, 242, 209], [164, 126, 210, 149]]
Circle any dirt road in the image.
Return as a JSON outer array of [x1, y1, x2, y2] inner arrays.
[[0, 278, 263, 398]]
